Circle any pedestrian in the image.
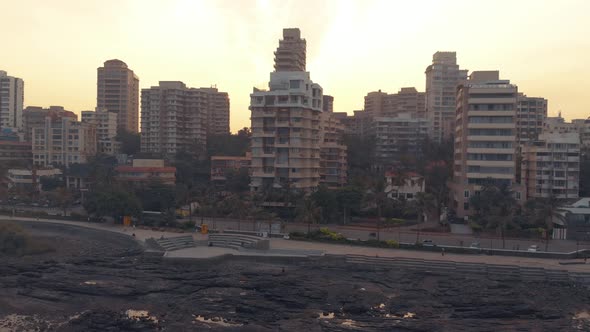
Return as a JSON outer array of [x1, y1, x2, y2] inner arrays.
[[441, 248, 445, 256]]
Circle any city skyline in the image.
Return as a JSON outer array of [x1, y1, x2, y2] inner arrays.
[[2, 0, 590, 132]]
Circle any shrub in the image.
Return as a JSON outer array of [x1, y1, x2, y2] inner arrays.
[[385, 240, 399, 248]]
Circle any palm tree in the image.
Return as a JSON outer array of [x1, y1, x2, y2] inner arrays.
[[365, 179, 387, 241], [414, 192, 435, 243], [301, 197, 320, 236], [534, 195, 566, 251]]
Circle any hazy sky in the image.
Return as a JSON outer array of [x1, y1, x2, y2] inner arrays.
[[2, 0, 589, 132]]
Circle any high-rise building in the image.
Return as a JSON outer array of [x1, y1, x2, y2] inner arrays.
[[425, 52, 468, 142], [364, 88, 425, 119], [274, 28, 306, 72], [97, 59, 139, 133], [521, 132, 580, 199], [516, 94, 547, 143], [250, 71, 324, 191], [0, 70, 24, 131], [372, 113, 429, 167], [319, 112, 347, 188], [322, 95, 334, 113], [31, 113, 96, 167], [200, 87, 230, 136], [140, 81, 208, 155], [81, 107, 119, 155], [450, 71, 521, 218], [23, 106, 77, 142], [364, 90, 387, 118]]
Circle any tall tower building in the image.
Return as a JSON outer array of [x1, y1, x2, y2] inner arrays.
[[451, 71, 521, 218], [140, 82, 208, 155], [200, 87, 230, 136], [97, 59, 139, 133], [516, 94, 547, 143], [425, 52, 468, 142], [0, 71, 24, 131], [250, 28, 326, 192], [273, 28, 306, 72]]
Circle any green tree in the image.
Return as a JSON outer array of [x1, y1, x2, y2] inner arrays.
[[84, 187, 142, 222], [116, 130, 141, 155], [424, 161, 451, 224], [530, 196, 566, 251], [224, 168, 251, 193], [299, 197, 321, 235], [413, 192, 436, 242], [470, 182, 517, 248], [364, 178, 387, 241], [55, 187, 73, 216]]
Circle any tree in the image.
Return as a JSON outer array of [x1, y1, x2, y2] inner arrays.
[[413, 192, 436, 242], [470, 182, 517, 248], [531, 196, 566, 251], [364, 178, 387, 241], [299, 197, 321, 235], [55, 187, 73, 216], [424, 161, 451, 224], [84, 186, 142, 222], [116, 130, 141, 155], [136, 181, 176, 212], [224, 168, 250, 193]]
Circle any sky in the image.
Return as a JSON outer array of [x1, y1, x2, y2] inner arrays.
[[1, 0, 589, 133]]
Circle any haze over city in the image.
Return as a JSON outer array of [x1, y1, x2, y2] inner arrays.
[[2, 0, 590, 132]]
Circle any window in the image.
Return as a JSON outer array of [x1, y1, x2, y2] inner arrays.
[[515, 192, 521, 200], [289, 80, 300, 89], [464, 190, 470, 198], [463, 202, 470, 211]]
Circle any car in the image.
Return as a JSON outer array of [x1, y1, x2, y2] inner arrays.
[[527, 245, 538, 252], [469, 242, 480, 249], [422, 239, 435, 246]]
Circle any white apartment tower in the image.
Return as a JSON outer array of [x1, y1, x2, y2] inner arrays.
[[0, 71, 24, 131], [425, 52, 468, 142], [250, 28, 325, 192], [140, 82, 209, 155], [451, 71, 521, 218]]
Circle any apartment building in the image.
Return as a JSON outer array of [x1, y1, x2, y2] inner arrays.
[[451, 71, 521, 218], [363, 88, 425, 119], [32, 114, 97, 167], [97, 59, 139, 133], [521, 132, 580, 199], [201, 87, 230, 136], [372, 113, 429, 167], [322, 95, 334, 113], [516, 94, 547, 143], [23, 106, 77, 142], [140, 81, 208, 155], [319, 112, 347, 188], [0, 70, 24, 131], [81, 107, 119, 155], [274, 28, 306, 72], [425, 52, 468, 142], [115, 159, 176, 186], [210, 154, 252, 182]]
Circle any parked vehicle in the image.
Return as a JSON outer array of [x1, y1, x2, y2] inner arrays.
[[527, 245, 538, 252]]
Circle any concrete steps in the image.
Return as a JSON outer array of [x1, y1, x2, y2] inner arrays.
[[208, 233, 269, 251], [155, 235, 195, 251]]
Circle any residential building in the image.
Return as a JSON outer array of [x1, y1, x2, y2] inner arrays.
[[115, 159, 176, 185], [201, 87, 230, 136], [32, 115, 97, 167], [364, 90, 387, 118], [383, 87, 426, 118], [274, 28, 306, 72], [576, 118, 590, 148], [521, 132, 580, 199], [451, 71, 521, 218], [322, 95, 334, 113], [97, 59, 139, 133], [23, 106, 77, 142], [0, 140, 32, 165], [319, 112, 347, 188], [7, 168, 61, 191], [0, 70, 24, 131], [250, 70, 324, 191], [384, 172, 425, 200], [81, 107, 119, 155], [560, 197, 590, 240], [210, 153, 252, 182], [140, 81, 209, 155], [544, 115, 577, 134], [333, 110, 372, 137], [372, 113, 429, 167], [516, 94, 547, 143], [425, 51, 468, 142]]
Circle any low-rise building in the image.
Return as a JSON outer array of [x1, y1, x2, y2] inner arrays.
[[521, 132, 580, 199], [115, 159, 176, 185], [385, 172, 425, 200], [210, 154, 252, 182], [7, 168, 62, 191], [23, 106, 77, 142]]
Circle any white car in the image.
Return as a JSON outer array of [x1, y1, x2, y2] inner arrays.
[[527, 245, 538, 252]]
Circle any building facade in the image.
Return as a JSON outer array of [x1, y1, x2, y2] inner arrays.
[[97, 59, 139, 133], [201, 87, 230, 136], [32, 115, 97, 167], [23, 106, 77, 142], [385, 172, 425, 200], [115, 159, 176, 185], [319, 112, 347, 188], [0, 70, 24, 131], [0, 140, 32, 165], [274, 28, 306, 72], [372, 113, 429, 167], [425, 52, 468, 142], [210, 154, 252, 182], [516, 94, 547, 143], [82, 107, 119, 155], [521, 132, 580, 199], [140, 81, 208, 155], [322, 95, 334, 113], [451, 71, 521, 218]]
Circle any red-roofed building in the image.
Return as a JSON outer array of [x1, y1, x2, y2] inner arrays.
[[115, 159, 176, 185]]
